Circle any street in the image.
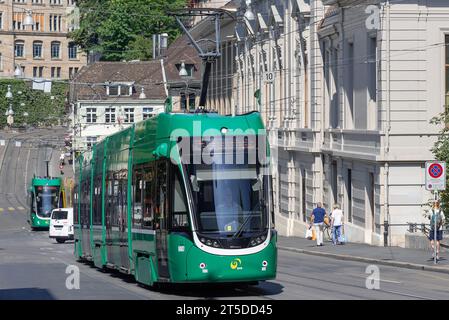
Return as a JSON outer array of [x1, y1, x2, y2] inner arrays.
[[1, 226, 449, 300], [0, 128, 449, 300]]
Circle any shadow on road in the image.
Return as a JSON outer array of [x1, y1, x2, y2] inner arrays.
[[0, 288, 55, 300], [78, 260, 283, 298]]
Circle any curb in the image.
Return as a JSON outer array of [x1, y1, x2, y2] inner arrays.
[[279, 246, 449, 275]]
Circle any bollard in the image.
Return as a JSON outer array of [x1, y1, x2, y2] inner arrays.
[[384, 220, 389, 247]]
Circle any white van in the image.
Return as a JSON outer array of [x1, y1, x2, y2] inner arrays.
[[49, 208, 74, 243]]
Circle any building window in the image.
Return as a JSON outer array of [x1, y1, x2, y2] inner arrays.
[[108, 85, 119, 96], [49, 14, 62, 31], [51, 67, 61, 78], [124, 108, 134, 123], [105, 108, 116, 123], [0, 12, 3, 30], [33, 66, 43, 78], [181, 93, 196, 111], [31, 13, 44, 31], [86, 136, 97, 149], [33, 41, 43, 59], [69, 67, 79, 78], [142, 107, 153, 120], [346, 41, 354, 128], [347, 169, 352, 223], [51, 41, 61, 59], [86, 108, 97, 123], [68, 42, 77, 59], [15, 41, 24, 57], [368, 36, 377, 103]]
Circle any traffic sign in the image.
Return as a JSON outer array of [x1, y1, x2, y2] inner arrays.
[[425, 161, 446, 191], [264, 71, 275, 84]]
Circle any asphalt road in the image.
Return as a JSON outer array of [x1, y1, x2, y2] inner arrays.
[[1, 128, 449, 300]]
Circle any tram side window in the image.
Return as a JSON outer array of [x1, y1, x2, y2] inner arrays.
[[73, 188, 79, 224], [121, 178, 128, 229], [93, 176, 102, 225], [171, 168, 189, 230], [155, 161, 168, 230], [106, 176, 113, 228], [132, 169, 143, 227], [112, 178, 120, 227], [142, 164, 155, 229]]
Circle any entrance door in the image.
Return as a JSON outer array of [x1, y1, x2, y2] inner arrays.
[[155, 161, 169, 279]]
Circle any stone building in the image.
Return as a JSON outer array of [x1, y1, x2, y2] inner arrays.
[[0, 0, 86, 80], [186, 0, 449, 247]]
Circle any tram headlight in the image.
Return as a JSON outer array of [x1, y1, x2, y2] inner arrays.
[[249, 233, 268, 247], [198, 236, 222, 248]]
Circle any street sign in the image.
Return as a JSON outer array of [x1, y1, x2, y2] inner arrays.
[[425, 161, 446, 191], [264, 71, 275, 84]]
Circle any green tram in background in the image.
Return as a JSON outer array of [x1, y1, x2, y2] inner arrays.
[[29, 176, 66, 229], [73, 111, 277, 286]]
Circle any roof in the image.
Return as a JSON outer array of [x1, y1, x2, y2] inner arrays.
[[163, 34, 202, 84], [71, 61, 166, 101]]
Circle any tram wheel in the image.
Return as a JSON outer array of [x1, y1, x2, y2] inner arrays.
[[56, 239, 66, 244]]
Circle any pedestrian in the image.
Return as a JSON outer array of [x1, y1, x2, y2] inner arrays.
[[311, 202, 326, 246], [429, 201, 445, 261], [60, 152, 65, 166], [331, 203, 344, 245]]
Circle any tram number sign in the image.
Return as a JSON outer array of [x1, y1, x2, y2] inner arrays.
[[264, 71, 275, 84], [425, 161, 446, 191]]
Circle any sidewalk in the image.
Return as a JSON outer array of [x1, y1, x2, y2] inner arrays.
[[278, 236, 449, 275]]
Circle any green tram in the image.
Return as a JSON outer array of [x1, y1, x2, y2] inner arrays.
[[73, 111, 277, 286], [29, 176, 65, 229]]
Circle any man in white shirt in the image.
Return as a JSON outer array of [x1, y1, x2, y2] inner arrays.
[[331, 203, 344, 245]]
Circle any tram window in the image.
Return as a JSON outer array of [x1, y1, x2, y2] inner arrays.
[[132, 169, 143, 227], [106, 177, 113, 227], [142, 164, 155, 229], [111, 178, 119, 227], [122, 179, 128, 229], [171, 169, 189, 230], [155, 161, 168, 230], [93, 176, 102, 225]]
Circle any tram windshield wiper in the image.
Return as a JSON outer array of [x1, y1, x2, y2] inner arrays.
[[231, 214, 253, 239]]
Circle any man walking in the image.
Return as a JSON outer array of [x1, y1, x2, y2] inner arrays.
[[429, 201, 445, 261], [331, 204, 344, 245], [311, 202, 326, 246]]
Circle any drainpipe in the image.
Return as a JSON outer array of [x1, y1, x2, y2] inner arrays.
[[383, 1, 391, 247]]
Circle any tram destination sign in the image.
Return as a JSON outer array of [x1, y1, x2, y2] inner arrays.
[[425, 161, 446, 191]]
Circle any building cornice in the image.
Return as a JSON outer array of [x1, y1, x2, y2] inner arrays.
[[0, 30, 68, 37]]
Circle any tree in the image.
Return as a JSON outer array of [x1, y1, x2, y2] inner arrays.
[[430, 112, 449, 220], [70, 0, 187, 61]]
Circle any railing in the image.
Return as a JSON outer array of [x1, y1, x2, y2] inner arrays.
[[381, 221, 448, 248]]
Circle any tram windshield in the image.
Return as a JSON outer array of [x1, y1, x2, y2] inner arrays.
[[35, 186, 60, 218], [186, 162, 269, 237]]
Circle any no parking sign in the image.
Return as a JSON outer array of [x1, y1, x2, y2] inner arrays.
[[425, 161, 446, 191]]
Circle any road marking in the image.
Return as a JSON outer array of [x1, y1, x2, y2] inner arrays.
[[8, 207, 14, 211], [0, 208, 4, 212], [18, 206, 25, 210]]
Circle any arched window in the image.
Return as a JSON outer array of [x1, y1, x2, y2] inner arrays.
[[51, 41, 61, 59], [33, 41, 43, 58]]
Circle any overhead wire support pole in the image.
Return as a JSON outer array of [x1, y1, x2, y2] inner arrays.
[[171, 9, 227, 109]]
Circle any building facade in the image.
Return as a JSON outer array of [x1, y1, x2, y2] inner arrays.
[[0, 0, 86, 80], [188, 0, 449, 247], [70, 61, 166, 153]]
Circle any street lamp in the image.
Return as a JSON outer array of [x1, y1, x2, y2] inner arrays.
[[179, 61, 189, 77], [23, 10, 34, 27], [14, 65, 23, 78], [139, 87, 147, 99], [5, 85, 14, 129], [244, 0, 255, 21]]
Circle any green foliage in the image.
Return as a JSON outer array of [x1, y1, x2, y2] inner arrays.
[[0, 79, 68, 127], [430, 110, 449, 221], [70, 0, 187, 61]]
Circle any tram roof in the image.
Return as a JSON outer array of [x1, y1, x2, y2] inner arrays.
[[31, 177, 62, 186]]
